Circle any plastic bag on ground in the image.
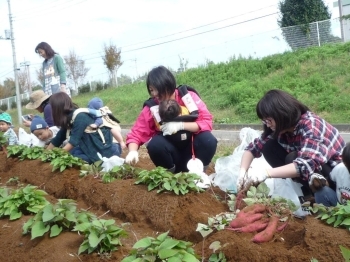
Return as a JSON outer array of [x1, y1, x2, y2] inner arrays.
[[271, 178, 310, 217], [97, 152, 125, 172], [212, 127, 270, 193], [187, 158, 211, 189], [18, 128, 46, 147]]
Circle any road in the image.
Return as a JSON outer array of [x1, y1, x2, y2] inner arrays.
[[121, 129, 350, 144]]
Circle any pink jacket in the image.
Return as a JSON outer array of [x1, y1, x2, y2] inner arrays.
[[126, 89, 213, 147]]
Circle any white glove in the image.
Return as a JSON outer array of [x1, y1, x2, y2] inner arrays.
[[249, 169, 268, 184], [236, 168, 247, 192], [160, 122, 184, 136], [125, 151, 139, 165], [308, 173, 327, 192]]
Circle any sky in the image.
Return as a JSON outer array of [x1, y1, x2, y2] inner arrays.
[[0, 0, 341, 89]]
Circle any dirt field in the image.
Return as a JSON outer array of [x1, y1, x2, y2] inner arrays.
[[0, 148, 349, 262]]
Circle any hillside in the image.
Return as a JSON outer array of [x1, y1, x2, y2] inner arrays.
[[16, 42, 350, 125]]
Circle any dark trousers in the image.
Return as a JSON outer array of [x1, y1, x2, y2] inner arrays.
[[262, 139, 336, 194], [147, 131, 217, 173]]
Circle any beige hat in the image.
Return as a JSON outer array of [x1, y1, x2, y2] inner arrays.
[[26, 90, 50, 109]]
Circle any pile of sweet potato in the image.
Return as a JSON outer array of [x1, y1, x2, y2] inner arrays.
[[227, 203, 288, 243]]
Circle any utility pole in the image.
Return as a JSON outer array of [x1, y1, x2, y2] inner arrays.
[[7, 0, 22, 125], [20, 59, 31, 93]]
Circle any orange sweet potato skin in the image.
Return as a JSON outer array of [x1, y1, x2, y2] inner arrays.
[[242, 204, 266, 214], [251, 215, 279, 243], [228, 219, 269, 233], [229, 213, 264, 228]]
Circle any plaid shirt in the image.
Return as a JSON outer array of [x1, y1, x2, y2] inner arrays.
[[246, 111, 345, 180]]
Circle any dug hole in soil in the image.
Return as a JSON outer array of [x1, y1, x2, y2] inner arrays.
[[0, 148, 349, 262]]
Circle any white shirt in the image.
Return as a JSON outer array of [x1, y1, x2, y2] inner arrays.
[[330, 163, 350, 204]]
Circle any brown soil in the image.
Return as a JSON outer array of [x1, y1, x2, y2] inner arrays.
[[0, 149, 349, 262]]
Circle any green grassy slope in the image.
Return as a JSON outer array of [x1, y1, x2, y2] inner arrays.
[[13, 41, 350, 126]]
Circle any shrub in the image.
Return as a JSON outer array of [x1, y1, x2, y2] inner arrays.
[[78, 83, 90, 94], [0, 104, 8, 111]]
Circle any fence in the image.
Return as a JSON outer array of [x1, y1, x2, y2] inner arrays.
[[0, 92, 30, 110]]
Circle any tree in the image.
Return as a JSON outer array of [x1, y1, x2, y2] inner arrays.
[[3, 78, 15, 96], [117, 74, 132, 86], [64, 50, 90, 91], [0, 82, 13, 99], [102, 41, 123, 87], [18, 70, 29, 93], [278, 0, 332, 50], [35, 68, 44, 86]]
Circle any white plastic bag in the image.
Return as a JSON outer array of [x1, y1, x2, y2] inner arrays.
[[212, 127, 268, 193], [18, 128, 46, 147], [187, 158, 211, 189], [271, 178, 310, 217], [97, 153, 125, 172]]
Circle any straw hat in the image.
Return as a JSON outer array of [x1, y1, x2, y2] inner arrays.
[[26, 90, 50, 109]]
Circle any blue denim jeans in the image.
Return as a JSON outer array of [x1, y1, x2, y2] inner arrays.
[[314, 186, 338, 207], [70, 143, 121, 164]]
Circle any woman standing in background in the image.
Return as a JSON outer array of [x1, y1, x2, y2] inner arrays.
[[35, 42, 70, 96]]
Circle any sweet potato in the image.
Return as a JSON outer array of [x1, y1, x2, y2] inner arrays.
[[229, 213, 264, 228], [251, 215, 279, 243], [242, 204, 266, 214], [234, 190, 246, 210], [277, 221, 288, 232], [228, 219, 269, 233]]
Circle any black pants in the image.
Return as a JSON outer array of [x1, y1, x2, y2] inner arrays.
[[147, 131, 217, 173], [262, 139, 336, 194]]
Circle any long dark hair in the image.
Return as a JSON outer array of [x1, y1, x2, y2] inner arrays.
[[49, 92, 78, 128], [146, 66, 176, 100], [35, 42, 57, 60], [256, 89, 309, 139], [342, 142, 350, 173]]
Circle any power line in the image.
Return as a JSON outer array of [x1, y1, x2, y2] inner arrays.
[[74, 4, 279, 59], [14, 0, 87, 21], [122, 12, 278, 53], [14, 0, 64, 15]]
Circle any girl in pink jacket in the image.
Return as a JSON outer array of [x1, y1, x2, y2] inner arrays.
[[125, 66, 217, 173]]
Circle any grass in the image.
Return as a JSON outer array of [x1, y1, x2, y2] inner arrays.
[[8, 41, 350, 128]]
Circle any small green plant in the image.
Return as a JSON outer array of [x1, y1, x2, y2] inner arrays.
[[6, 144, 28, 157], [101, 164, 139, 183], [23, 199, 79, 239], [135, 167, 204, 195], [6, 176, 19, 186], [49, 152, 85, 172], [0, 132, 8, 152], [340, 245, 350, 261], [208, 241, 227, 262], [0, 185, 49, 220], [121, 231, 199, 262], [73, 218, 127, 255], [308, 201, 350, 229], [18, 146, 44, 160], [79, 160, 103, 178]]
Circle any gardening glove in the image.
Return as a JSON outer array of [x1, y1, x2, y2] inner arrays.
[[244, 168, 268, 187], [161, 122, 184, 136], [125, 150, 139, 165], [236, 168, 247, 192], [308, 173, 328, 193]]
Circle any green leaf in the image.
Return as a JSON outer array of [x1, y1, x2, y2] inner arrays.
[[340, 245, 350, 261], [133, 237, 152, 249], [78, 241, 90, 255], [159, 238, 180, 250], [31, 221, 50, 239], [50, 224, 62, 237], [9, 210, 22, 220], [168, 257, 182, 262], [340, 217, 350, 226], [88, 231, 100, 248], [42, 206, 55, 222], [163, 181, 172, 190], [182, 252, 199, 262], [158, 249, 179, 259]]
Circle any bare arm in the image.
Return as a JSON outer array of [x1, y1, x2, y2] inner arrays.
[[183, 122, 199, 132], [267, 163, 299, 179]]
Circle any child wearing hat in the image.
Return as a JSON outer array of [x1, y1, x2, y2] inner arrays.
[[30, 116, 59, 146], [0, 113, 18, 145], [87, 97, 126, 149]]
